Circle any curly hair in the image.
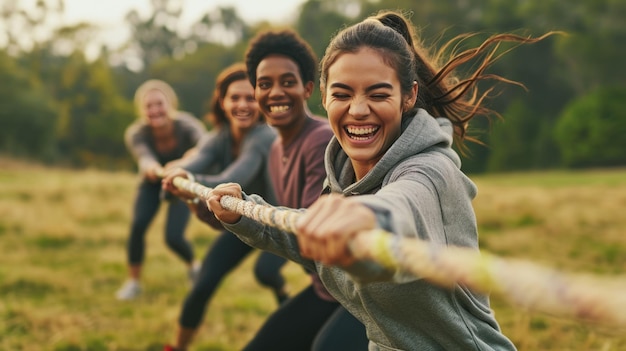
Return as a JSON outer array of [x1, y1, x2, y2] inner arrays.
[[245, 29, 318, 87]]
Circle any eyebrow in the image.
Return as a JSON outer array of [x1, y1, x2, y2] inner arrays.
[[329, 82, 394, 92], [257, 72, 298, 81]]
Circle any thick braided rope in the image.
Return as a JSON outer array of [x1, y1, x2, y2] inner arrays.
[[172, 176, 626, 331]]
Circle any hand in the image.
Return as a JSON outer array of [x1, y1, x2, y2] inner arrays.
[[161, 168, 195, 200], [145, 165, 164, 183], [163, 158, 183, 171], [207, 183, 244, 224], [296, 194, 377, 266], [191, 199, 224, 230]]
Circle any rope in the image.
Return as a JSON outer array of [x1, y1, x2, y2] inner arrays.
[[171, 176, 626, 332]]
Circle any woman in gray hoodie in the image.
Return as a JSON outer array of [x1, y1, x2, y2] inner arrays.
[[207, 10, 553, 351]]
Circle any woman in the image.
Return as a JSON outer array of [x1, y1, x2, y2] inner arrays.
[[208, 10, 555, 350], [240, 29, 368, 351], [161, 63, 288, 351], [117, 79, 206, 301]]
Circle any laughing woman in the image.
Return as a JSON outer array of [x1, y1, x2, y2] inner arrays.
[[207, 10, 555, 351]]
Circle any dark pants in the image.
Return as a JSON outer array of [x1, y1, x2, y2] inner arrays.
[[127, 180, 193, 264], [243, 284, 369, 351], [179, 230, 287, 328]]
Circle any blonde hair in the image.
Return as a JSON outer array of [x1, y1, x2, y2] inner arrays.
[[133, 79, 179, 121]]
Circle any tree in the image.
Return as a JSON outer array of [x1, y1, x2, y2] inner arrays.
[[0, 51, 58, 160], [555, 86, 626, 168], [0, 0, 65, 56], [121, 0, 184, 71], [52, 52, 134, 167], [149, 42, 242, 120]]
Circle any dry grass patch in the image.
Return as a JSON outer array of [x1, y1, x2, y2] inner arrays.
[[1, 161, 625, 350]]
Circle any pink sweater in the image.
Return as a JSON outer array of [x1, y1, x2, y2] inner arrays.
[[268, 115, 336, 301]]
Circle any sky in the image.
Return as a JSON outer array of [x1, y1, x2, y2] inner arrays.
[[62, 0, 307, 46], [12, 0, 307, 56]]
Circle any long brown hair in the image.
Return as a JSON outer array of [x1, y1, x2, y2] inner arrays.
[[205, 62, 263, 129], [320, 10, 559, 153]]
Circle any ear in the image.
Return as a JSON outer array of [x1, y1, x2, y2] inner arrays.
[[303, 81, 314, 99], [403, 81, 418, 112]]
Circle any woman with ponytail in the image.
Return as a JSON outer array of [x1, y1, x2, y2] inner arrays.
[[209, 10, 555, 350]]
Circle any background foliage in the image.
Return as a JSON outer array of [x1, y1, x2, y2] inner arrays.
[[1, 0, 625, 173]]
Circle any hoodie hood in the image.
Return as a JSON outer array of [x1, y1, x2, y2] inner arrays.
[[324, 108, 460, 195]]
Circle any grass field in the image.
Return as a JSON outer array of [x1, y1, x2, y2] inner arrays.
[[1, 157, 625, 351]]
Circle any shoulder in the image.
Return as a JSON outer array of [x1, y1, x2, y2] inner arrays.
[[245, 123, 278, 148], [196, 129, 223, 148], [175, 111, 198, 121], [302, 116, 334, 146], [175, 112, 205, 129], [390, 152, 474, 194], [392, 152, 453, 178], [252, 122, 278, 137], [125, 120, 148, 138]]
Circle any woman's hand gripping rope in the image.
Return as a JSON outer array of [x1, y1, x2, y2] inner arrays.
[[173, 176, 626, 332]]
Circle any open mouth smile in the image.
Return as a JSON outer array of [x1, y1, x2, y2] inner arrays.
[[269, 105, 291, 113], [345, 125, 380, 141]]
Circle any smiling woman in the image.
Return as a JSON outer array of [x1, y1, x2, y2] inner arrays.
[[118, 78, 206, 301], [323, 46, 410, 179], [160, 62, 289, 351], [207, 9, 557, 351]]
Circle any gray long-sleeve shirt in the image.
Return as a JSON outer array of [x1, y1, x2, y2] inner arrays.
[[180, 122, 278, 205], [223, 109, 516, 351], [124, 112, 206, 174]]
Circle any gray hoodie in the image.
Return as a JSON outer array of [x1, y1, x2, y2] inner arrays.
[[224, 109, 516, 351]]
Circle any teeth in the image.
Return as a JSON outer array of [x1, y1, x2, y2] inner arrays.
[[269, 105, 289, 113], [346, 126, 379, 135]]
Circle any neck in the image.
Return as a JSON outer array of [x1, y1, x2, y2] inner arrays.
[[351, 162, 370, 182], [230, 124, 252, 147], [351, 155, 382, 182], [279, 104, 313, 146], [279, 115, 308, 146]]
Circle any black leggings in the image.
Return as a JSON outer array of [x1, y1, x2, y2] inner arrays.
[[243, 284, 369, 351], [179, 230, 287, 328], [127, 180, 193, 265]]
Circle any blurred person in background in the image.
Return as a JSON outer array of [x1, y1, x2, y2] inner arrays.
[[239, 29, 367, 351], [116, 79, 206, 301], [207, 10, 553, 350], [161, 63, 289, 351]]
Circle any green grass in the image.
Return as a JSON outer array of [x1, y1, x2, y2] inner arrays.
[[1, 157, 625, 350]]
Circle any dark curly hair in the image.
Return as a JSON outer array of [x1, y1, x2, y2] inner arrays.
[[245, 29, 318, 87]]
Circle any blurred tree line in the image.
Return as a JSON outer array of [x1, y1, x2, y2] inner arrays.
[[0, 0, 624, 172]]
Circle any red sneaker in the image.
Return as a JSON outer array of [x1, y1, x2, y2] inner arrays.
[[163, 345, 178, 351]]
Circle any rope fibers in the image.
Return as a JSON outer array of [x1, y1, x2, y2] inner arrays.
[[172, 176, 626, 332]]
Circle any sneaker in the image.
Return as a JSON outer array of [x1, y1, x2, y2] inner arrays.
[[163, 345, 179, 351], [115, 280, 141, 300], [188, 262, 201, 286]]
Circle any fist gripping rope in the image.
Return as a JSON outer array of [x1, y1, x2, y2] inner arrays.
[[171, 176, 626, 332]]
